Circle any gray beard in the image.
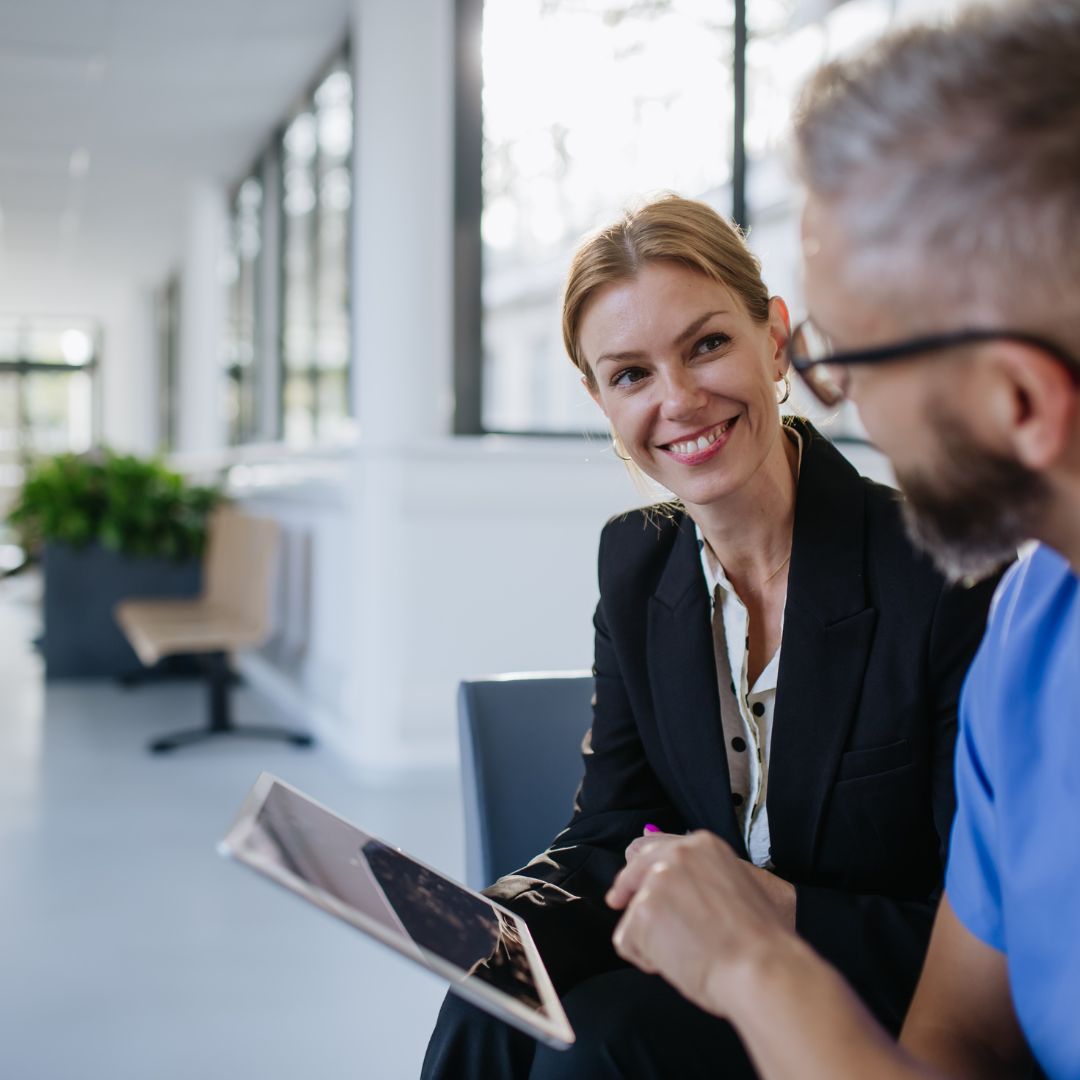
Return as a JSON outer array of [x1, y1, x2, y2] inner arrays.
[[894, 408, 1043, 584]]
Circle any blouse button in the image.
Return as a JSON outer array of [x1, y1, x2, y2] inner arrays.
[[751, 701, 765, 717], [732, 793, 745, 807], [731, 737, 747, 752]]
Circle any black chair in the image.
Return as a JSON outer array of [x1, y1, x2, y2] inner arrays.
[[457, 671, 592, 890]]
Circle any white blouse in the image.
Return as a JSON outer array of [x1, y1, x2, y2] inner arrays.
[[695, 428, 802, 869]]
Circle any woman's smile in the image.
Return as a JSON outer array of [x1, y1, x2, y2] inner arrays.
[[659, 415, 740, 465]]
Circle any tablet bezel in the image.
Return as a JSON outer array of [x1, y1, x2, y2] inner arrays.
[[218, 772, 575, 1050]]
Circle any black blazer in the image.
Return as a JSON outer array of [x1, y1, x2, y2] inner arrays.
[[488, 420, 998, 1031]]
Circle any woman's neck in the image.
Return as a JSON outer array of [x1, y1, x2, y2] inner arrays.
[[690, 425, 800, 596]]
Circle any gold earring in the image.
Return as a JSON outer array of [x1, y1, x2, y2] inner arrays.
[[611, 432, 632, 462], [776, 372, 791, 406]]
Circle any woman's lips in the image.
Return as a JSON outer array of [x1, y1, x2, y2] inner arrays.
[[659, 415, 739, 465]]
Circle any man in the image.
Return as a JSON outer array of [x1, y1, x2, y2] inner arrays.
[[605, 1, 1080, 1077]]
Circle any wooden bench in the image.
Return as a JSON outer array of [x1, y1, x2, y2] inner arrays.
[[115, 507, 314, 754]]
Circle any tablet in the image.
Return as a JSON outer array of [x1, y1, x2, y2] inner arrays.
[[218, 772, 574, 1050]]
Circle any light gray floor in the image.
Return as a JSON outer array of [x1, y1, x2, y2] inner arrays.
[[0, 573, 460, 1080]]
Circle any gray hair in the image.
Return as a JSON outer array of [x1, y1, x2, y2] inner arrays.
[[794, 0, 1080, 343]]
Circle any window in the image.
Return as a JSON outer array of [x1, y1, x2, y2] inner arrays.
[[458, 0, 968, 438], [222, 173, 264, 445], [742, 0, 968, 432], [215, 43, 353, 449], [0, 318, 99, 480], [466, 0, 739, 435], [279, 56, 354, 447]]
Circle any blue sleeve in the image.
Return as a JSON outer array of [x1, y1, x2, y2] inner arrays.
[[944, 635, 1005, 951]]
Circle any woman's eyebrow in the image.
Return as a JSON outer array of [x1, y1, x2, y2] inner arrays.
[[673, 310, 729, 346], [595, 348, 646, 368]]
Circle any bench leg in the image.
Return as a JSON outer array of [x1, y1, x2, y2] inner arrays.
[[148, 652, 315, 754]]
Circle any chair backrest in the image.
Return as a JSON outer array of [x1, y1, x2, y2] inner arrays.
[[458, 672, 593, 890], [202, 507, 279, 635]]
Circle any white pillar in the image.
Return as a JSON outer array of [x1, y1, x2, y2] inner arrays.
[[177, 180, 228, 455], [100, 284, 158, 455], [352, 0, 454, 443], [345, 0, 456, 767]]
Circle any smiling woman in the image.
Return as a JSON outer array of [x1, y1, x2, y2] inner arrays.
[[579, 261, 791, 524], [421, 195, 1001, 1080], [561, 199, 786, 513]]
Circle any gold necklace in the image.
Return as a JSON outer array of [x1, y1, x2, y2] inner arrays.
[[761, 551, 792, 585]]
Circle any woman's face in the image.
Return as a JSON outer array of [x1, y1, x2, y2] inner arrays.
[[579, 259, 790, 510]]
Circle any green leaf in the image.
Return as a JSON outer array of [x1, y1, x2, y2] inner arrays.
[[7, 449, 224, 561]]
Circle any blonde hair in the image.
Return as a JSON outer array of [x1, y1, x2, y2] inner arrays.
[[562, 194, 770, 388]]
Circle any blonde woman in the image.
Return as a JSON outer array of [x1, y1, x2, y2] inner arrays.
[[422, 196, 997, 1079]]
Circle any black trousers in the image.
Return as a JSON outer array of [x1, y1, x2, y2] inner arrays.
[[420, 966, 757, 1079]]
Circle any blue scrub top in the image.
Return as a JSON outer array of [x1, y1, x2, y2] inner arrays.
[[946, 545, 1080, 1080]]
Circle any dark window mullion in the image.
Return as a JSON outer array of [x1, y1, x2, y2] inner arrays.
[[275, 136, 288, 442], [732, 0, 748, 229], [452, 0, 484, 435], [310, 108, 322, 436]]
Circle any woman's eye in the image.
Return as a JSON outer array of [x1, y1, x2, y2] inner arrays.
[[695, 333, 731, 356], [611, 367, 648, 388]]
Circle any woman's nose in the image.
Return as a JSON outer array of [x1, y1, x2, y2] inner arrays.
[[660, 368, 708, 419]]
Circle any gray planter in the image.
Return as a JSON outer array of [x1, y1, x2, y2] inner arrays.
[[42, 542, 202, 679]]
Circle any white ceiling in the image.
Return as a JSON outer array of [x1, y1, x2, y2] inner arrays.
[[0, 0, 352, 287]]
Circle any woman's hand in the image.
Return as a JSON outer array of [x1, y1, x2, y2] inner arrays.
[[607, 830, 801, 1018], [624, 827, 682, 865]]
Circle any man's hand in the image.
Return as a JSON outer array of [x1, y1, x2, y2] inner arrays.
[[623, 829, 797, 929], [607, 830, 799, 1017], [608, 835, 1031, 1080]]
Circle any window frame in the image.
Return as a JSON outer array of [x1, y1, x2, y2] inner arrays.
[[275, 41, 355, 448], [224, 160, 267, 447], [451, 0, 751, 437], [0, 318, 102, 463], [212, 37, 354, 450]]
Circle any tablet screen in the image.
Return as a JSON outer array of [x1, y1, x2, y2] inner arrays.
[[360, 837, 543, 1011], [219, 774, 572, 1048]]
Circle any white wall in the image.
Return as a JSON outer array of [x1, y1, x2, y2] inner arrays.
[[231, 470, 356, 744], [347, 441, 636, 768], [228, 438, 638, 772]]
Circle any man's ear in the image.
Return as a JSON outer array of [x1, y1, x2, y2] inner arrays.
[[767, 296, 792, 372], [584, 374, 607, 416], [994, 344, 1078, 470]]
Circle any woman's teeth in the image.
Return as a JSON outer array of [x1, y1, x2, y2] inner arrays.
[[667, 417, 735, 456]]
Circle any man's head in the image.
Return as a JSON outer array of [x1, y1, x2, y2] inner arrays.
[[793, 0, 1080, 579]]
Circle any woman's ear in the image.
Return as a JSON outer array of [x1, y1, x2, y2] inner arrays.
[[767, 296, 792, 373]]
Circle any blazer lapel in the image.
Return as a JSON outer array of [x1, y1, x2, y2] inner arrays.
[[647, 516, 746, 855], [768, 422, 878, 877]]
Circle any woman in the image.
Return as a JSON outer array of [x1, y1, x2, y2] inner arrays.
[[422, 195, 997, 1079]]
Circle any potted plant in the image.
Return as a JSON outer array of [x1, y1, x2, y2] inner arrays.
[[8, 450, 222, 678]]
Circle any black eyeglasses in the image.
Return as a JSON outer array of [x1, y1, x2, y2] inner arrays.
[[787, 319, 1080, 407]]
